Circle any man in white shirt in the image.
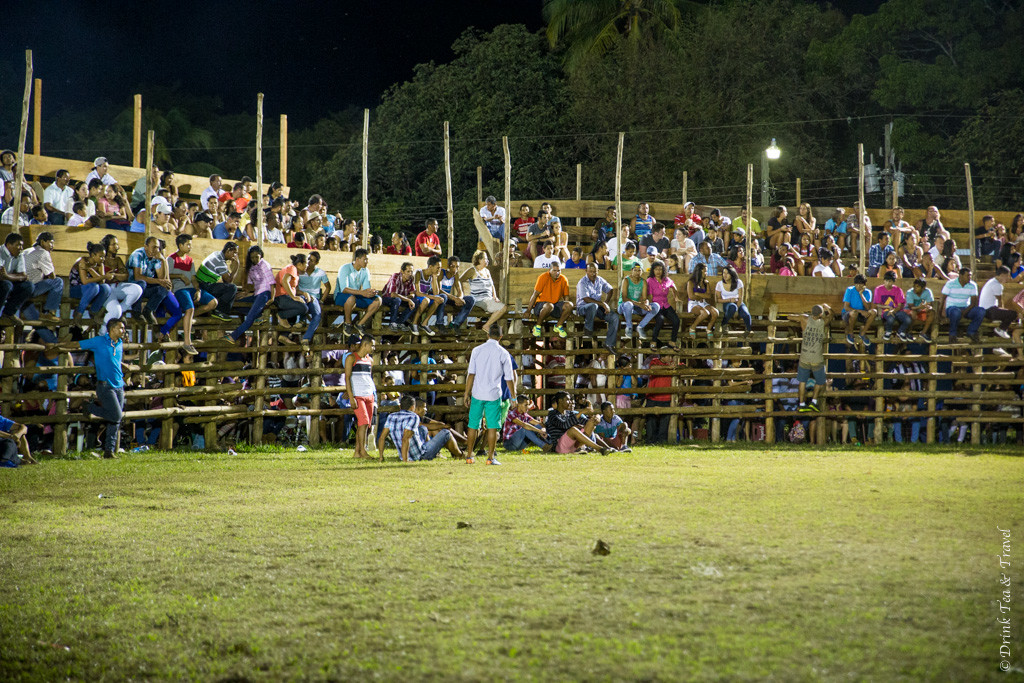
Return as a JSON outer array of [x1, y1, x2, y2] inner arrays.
[[43, 170, 74, 225], [480, 195, 507, 242], [20, 232, 64, 323], [200, 174, 222, 211], [463, 324, 516, 466], [84, 156, 117, 186], [979, 266, 1016, 339], [1, 195, 31, 227], [533, 241, 562, 269]]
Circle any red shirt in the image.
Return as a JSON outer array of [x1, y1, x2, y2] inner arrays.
[[287, 241, 312, 249], [647, 358, 673, 402], [415, 230, 440, 257], [386, 245, 412, 255], [513, 217, 536, 240]]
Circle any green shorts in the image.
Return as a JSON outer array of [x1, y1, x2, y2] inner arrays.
[[468, 397, 503, 431]]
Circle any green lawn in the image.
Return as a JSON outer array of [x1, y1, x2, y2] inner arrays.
[[1, 444, 1021, 681]]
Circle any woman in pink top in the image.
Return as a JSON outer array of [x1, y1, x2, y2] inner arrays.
[[225, 246, 275, 343], [646, 260, 680, 349]]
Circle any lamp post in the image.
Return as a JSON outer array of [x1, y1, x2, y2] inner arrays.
[[761, 138, 781, 206]]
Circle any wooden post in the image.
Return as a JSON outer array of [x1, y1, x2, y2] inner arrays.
[[133, 94, 142, 168], [53, 352, 69, 457], [279, 114, 288, 186], [159, 371, 177, 451], [204, 348, 219, 451], [10, 50, 32, 235], [745, 164, 753, 290], [682, 171, 688, 205], [361, 108, 370, 249], [308, 344, 322, 447], [857, 143, 867, 273], [444, 121, 454, 257], [965, 163, 976, 274], [502, 136, 511, 303], [256, 93, 265, 249], [891, 176, 899, 211], [575, 163, 582, 228], [32, 78, 41, 157], [795, 177, 801, 206], [615, 133, 625, 288], [144, 130, 155, 238], [926, 336, 937, 444], [477, 166, 483, 207], [251, 330, 267, 445], [764, 305, 778, 443]]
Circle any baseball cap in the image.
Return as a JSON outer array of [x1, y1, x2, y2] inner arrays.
[[646, 246, 658, 256], [733, 227, 746, 237], [152, 203, 171, 215], [93, 156, 108, 167]]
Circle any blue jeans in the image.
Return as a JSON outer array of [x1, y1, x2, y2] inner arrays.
[[726, 399, 743, 441], [229, 291, 271, 340], [722, 302, 752, 332], [155, 290, 184, 335], [88, 380, 126, 453], [140, 283, 171, 314], [504, 426, 548, 451], [70, 283, 111, 315], [946, 305, 985, 338], [383, 297, 415, 325], [436, 294, 475, 327], [277, 296, 322, 341], [578, 302, 619, 347], [618, 301, 659, 334], [411, 429, 450, 461], [2, 281, 33, 317], [882, 310, 911, 333], [23, 278, 65, 319]]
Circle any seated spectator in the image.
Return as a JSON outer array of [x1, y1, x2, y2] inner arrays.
[[42, 169, 74, 225], [0, 233, 38, 325], [874, 270, 911, 342], [1, 195, 31, 226], [917, 205, 949, 252], [224, 246, 274, 344], [904, 278, 936, 343], [436, 255, 475, 333], [765, 205, 791, 249], [666, 254, 683, 275], [897, 232, 923, 278], [813, 247, 837, 277], [381, 261, 419, 330], [263, 212, 286, 244], [502, 395, 549, 452], [298, 251, 332, 303], [99, 233, 144, 329], [778, 255, 798, 277], [939, 267, 985, 343], [586, 240, 611, 271], [275, 253, 321, 348], [823, 208, 847, 252], [200, 174, 221, 211], [21, 232, 65, 323], [842, 274, 876, 346], [688, 240, 729, 276], [885, 206, 915, 245], [461, 251, 508, 329], [639, 246, 659, 274], [524, 208, 553, 261], [480, 195, 507, 243], [565, 246, 587, 269], [647, 260, 680, 349], [612, 242, 640, 273], [385, 231, 412, 255], [939, 238, 963, 277], [334, 248, 382, 335], [196, 242, 239, 322], [213, 212, 245, 240], [867, 232, 895, 277], [733, 207, 761, 250], [631, 202, 655, 240], [640, 222, 671, 260], [166, 234, 218, 356], [67, 201, 88, 227], [545, 391, 611, 454], [69, 242, 112, 328], [976, 214, 1000, 258], [979, 266, 1016, 339], [793, 203, 820, 246], [128, 236, 183, 336], [550, 220, 570, 263], [605, 224, 633, 261], [415, 218, 443, 258], [85, 156, 117, 186], [528, 261, 574, 339], [533, 241, 561, 269], [686, 262, 719, 339], [411, 256, 446, 337], [704, 226, 725, 256], [595, 400, 631, 450], [619, 262, 659, 340], [576, 262, 619, 353], [715, 265, 751, 335], [287, 230, 312, 249], [592, 206, 616, 244], [674, 202, 703, 244]]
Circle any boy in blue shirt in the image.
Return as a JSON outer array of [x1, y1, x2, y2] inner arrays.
[[842, 274, 876, 346]]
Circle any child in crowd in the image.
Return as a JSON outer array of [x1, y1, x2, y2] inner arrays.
[[595, 401, 632, 451], [502, 395, 549, 451], [565, 246, 587, 269]]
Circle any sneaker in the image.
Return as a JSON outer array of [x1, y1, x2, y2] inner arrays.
[[422, 324, 436, 337], [618, 447, 633, 453], [144, 311, 159, 325], [895, 331, 910, 343], [183, 343, 198, 356], [807, 400, 820, 412], [355, 323, 366, 335], [39, 312, 60, 323], [845, 334, 856, 345], [102, 451, 117, 459], [343, 323, 356, 336], [969, 333, 981, 344], [995, 328, 1011, 339], [637, 327, 649, 340], [581, 328, 594, 339], [883, 331, 892, 341], [222, 332, 236, 344], [553, 325, 567, 339], [409, 323, 420, 336], [798, 401, 812, 412], [532, 324, 542, 337], [860, 334, 871, 346], [465, 457, 475, 464], [486, 458, 502, 466], [388, 322, 399, 331], [920, 332, 933, 344], [145, 351, 163, 364], [209, 312, 232, 322]]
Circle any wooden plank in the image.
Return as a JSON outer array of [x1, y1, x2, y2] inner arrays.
[[32, 78, 41, 156], [133, 94, 142, 168]]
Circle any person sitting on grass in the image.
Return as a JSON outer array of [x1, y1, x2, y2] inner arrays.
[[874, 270, 912, 343], [502, 394, 549, 452], [595, 400, 632, 451], [415, 399, 469, 449], [378, 395, 463, 462], [345, 335, 377, 459], [224, 246, 274, 345], [528, 261, 574, 339], [842, 273, 875, 346], [334, 248, 381, 336], [794, 303, 832, 413], [545, 391, 612, 455]]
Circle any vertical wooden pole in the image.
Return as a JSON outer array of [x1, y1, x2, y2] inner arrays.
[[857, 143, 867, 273], [53, 353, 69, 456], [279, 114, 288, 186], [575, 163, 582, 228], [795, 177, 801, 207], [745, 164, 753, 290], [32, 78, 41, 157], [891, 176, 899, 210], [251, 330, 267, 445], [764, 305, 778, 443], [10, 50, 32, 233], [144, 130, 155, 239], [444, 121, 454, 257], [308, 346, 322, 447], [133, 94, 142, 168], [159, 371, 177, 450], [965, 163, 977, 274], [256, 93, 265, 249], [476, 166, 483, 206], [502, 136, 512, 303], [361, 108, 370, 249], [682, 171, 688, 205], [615, 133, 625, 288]]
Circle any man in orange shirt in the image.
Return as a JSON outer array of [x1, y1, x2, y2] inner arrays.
[[527, 261, 574, 338]]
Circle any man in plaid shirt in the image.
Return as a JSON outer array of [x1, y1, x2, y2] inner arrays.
[[381, 262, 418, 330], [378, 395, 462, 461]]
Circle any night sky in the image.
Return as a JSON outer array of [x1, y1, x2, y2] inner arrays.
[[4, 0, 884, 127]]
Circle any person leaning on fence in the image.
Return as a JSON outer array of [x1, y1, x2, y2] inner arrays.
[[275, 252, 322, 347], [464, 323, 517, 465], [619, 261, 659, 341], [334, 248, 381, 335], [939, 267, 985, 344], [874, 270, 912, 343], [224, 245, 275, 344], [842, 274, 875, 346], [795, 303, 832, 413], [576, 262, 619, 353], [528, 261, 574, 339], [460, 251, 508, 329]]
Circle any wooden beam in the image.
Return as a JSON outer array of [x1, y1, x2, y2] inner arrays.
[[32, 78, 41, 156], [502, 136, 512, 303], [362, 108, 370, 249], [965, 162, 976, 274], [133, 94, 142, 168], [444, 121, 454, 257], [256, 93, 265, 250], [857, 143, 867, 273], [476, 166, 483, 206], [746, 164, 753, 291], [575, 163, 582, 228], [279, 114, 288, 186], [10, 50, 33, 238], [615, 133, 624, 288], [795, 177, 801, 206], [144, 130, 154, 239], [682, 171, 687, 205]]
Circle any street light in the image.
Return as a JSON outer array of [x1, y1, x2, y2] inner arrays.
[[761, 138, 781, 205]]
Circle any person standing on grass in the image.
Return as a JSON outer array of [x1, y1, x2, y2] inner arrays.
[[345, 335, 377, 459], [795, 304, 832, 413], [464, 324, 517, 465]]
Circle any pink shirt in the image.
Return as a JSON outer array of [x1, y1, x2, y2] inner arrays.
[[248, 260, 275, 296], [646, 276, 675, 308], [873, 284, 906, 310]]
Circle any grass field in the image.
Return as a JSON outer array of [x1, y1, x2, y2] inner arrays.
[[1, 444, 1022, 681]]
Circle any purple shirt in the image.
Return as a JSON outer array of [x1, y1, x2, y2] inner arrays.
[[248, 260, 275, 295]]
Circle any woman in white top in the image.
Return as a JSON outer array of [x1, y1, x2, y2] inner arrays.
[[812, 248, 837, 277], [671, 227, 698, 270], [715, 264, 751, 334], [686, 262, 719, 338]]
